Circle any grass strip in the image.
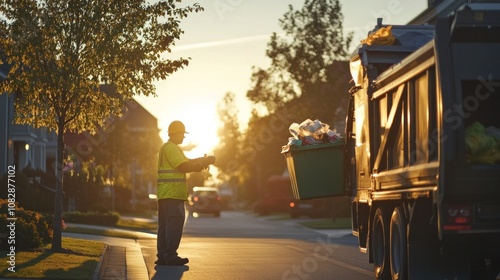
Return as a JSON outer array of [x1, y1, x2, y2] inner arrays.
[[64, 226, 140, 239], [299, 217, 351, 229], [116, 218, 157, 231], [0, 237, 104, 279]]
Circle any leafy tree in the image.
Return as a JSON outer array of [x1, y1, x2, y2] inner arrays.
[[214, 92, 250, 202], [241, 0, 353, 200], [0, 0, 203, 251], [187, 172, 208, 190], [247, 0, 352, 114], [214, 92, 242, 175]]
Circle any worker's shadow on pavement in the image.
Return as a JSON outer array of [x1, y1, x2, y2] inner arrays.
[[152, 265, 189, 280]]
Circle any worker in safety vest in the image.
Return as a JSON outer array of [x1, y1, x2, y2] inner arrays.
[[155, 120, 215, 266]]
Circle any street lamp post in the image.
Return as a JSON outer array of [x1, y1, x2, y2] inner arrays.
[[106, 169, 115, 212]]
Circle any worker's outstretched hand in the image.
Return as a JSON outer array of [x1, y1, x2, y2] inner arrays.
[[201, 156, 215, 171], [205, 156, 216, 165]]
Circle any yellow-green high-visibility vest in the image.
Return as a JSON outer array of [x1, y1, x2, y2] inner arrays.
[[157, 141, 189, 200]]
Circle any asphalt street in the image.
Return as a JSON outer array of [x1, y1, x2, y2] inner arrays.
[[140, 210, 373, 280]]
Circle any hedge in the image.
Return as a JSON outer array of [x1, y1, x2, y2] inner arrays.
[[62, 211, 120, 226], [0, 199, 53, 250]]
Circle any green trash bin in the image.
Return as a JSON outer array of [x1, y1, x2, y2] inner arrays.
[[282, 142, 345, 200]]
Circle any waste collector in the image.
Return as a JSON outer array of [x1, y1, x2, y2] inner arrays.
[[155, 120, 216, 265]]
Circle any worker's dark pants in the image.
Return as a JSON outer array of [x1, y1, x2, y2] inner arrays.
[[157, 198, 185, 260]]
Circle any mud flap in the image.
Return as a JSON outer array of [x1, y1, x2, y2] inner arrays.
[[408, 243, 471, 280], [407, 199, 471, 279]]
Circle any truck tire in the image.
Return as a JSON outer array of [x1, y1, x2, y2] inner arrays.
[[372, 207, 391, 280], [390, 207, 407, 280]]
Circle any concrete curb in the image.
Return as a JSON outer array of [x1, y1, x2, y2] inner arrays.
[[93, 244, 112, 280]]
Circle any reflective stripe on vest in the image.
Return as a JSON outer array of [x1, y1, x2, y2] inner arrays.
[[158, 170, 181, 174], [157, 169, 185, 183], [157, 178, 186, 183]]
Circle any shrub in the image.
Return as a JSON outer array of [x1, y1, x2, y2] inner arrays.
[[62, 211, 120, 226], [0, 199, 53, 251]]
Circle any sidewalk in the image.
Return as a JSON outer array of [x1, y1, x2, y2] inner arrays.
[[97, 242, 148, 280], [63, 223, 155, 280]]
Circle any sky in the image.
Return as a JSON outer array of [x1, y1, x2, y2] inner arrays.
[[134, 0, 428, 158]]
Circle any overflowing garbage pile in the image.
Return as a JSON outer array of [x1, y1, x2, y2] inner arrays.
[[286, 119, 343, 147], [465, 121, 500, 164], [361, 25, 395, 46]]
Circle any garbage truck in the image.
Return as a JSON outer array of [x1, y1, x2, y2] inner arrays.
[[283, 3, 500, 279]]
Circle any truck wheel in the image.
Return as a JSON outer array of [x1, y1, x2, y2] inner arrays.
[[372, 208, 390, 280], [390, 207, 407, 280]]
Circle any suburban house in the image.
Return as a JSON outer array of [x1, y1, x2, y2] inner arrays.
[[63, 98, 162, 211], [0, 64, 57, 177]]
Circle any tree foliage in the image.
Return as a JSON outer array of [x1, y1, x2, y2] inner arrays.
[[246, 0, 352, 114], [0, 0, 203, 251], [214, 92, 242, 176], [0, 0, 202, 132]]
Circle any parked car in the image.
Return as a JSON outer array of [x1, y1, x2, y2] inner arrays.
[[188, 186, 221, 217], [289, 198, 332, 219], [253, 175, 293, 215]]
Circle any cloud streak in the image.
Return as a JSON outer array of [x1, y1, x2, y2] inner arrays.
[[171, 34, 274, 52], [170, 25, 365, 53]]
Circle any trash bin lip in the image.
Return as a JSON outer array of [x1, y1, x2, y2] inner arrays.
[[282, 141, 345, 153]]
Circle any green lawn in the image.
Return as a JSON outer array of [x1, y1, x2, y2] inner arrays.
[[0, 237, 104, 279], [62, 216, 158, 239], [64, 225, 141, 239], [117, 218, 157, 231], [299, 217, 352, 229], [0, 216, 156, 279]]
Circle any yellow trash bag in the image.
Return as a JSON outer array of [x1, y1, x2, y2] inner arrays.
[[362, 26, 396, 46], [465, 122, 500, 164]]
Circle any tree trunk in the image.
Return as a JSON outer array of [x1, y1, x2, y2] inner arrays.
[[51, 121, 65, 251]]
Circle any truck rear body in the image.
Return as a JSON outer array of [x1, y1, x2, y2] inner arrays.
[[345, 3, 500, 279], [283, 3, 500, 279]]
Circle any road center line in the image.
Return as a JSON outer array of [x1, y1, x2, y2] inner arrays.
[[286, 245, 373, 277]]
